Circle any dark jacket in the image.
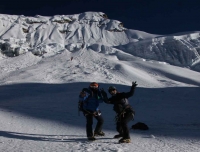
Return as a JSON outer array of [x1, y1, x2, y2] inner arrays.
[[104, 85, 136, 114], [79, 88, 104, 112]]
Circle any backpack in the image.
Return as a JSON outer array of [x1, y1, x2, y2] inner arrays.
[[132, 122, 149, 130], [78, 91, 87, 112]]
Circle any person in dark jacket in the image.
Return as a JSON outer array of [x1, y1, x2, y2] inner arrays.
[[79, 82, 106, 141], [100, 81, 137, 143]]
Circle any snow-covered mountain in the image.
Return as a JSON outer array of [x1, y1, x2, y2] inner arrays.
[[0, 12, 200, 87], [1, 12, 199, 72]]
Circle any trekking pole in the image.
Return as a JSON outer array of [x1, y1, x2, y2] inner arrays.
[[78, 104, 80, 116]]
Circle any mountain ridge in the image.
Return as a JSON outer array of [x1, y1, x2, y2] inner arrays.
[[0, 11, 200, 72]]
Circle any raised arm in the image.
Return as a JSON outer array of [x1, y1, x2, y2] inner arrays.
[[124, 81, 138, 98]]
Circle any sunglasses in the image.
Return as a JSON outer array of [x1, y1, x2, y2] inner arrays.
[[109, 89, 116, 92], [90, 85, 98, 89]]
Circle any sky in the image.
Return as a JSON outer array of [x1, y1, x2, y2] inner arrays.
[[0, 0, 200, 35]]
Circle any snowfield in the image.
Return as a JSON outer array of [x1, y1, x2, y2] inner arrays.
[[0, 12, 200, 152]]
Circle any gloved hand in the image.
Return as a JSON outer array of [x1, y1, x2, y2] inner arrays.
[[132, 81, 138, 87], [80, 91, 86, 97], [93, 111, 101, 116], [100, 88, 107, 97]]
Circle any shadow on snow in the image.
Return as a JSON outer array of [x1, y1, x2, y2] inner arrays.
[[0, 82, 200, 140]]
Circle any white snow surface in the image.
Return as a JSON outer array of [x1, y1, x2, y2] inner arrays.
[[0, 12, 200, 152]]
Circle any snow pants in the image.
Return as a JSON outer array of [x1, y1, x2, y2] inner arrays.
[[116, 112, 133, 139], [85, 114, 104, 137]]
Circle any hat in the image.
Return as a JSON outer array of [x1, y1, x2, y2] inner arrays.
[[108, 86, 116, 92], [89, 82, 99, 88]]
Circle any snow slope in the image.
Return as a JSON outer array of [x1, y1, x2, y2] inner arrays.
[[0, 12, 200, 152]]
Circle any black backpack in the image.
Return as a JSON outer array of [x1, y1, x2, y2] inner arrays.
[[132, 122, 149, 130]]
